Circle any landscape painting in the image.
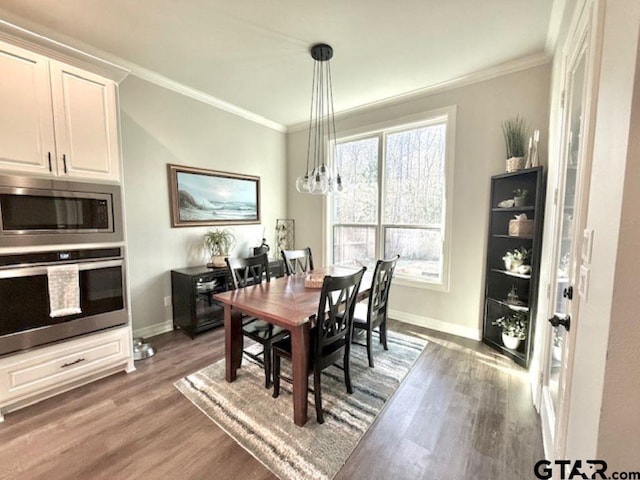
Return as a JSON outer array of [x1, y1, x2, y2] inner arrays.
[[168, 164, 260, 227]]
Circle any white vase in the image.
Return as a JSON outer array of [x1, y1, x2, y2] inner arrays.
[[502, 333, 521, 350], [506, 157, 525, 173], [513, 195, 527, 207]]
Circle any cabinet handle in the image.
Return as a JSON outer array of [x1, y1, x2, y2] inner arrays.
[[62, 154, 68, 174], [60, 357, 85, 368], [47, 152, 52, 172]]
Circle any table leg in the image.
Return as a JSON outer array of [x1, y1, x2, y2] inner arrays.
[[290, 322, 310, 426], [225, 305, 243, 382]]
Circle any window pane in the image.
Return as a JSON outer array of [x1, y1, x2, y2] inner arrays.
[[384, 227, 442, 281], [334, 137, 378, 224], [384, 124, 446, 225], [333, 226, 376, 265]]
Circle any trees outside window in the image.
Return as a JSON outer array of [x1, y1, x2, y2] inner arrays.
[[330, 110, 454, 288]]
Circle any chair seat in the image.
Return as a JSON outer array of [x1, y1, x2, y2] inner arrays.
[[243, 319, 287, 341], [273, 332, 347, 366]]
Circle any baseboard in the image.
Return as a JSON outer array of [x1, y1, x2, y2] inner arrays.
[[133, 319, 174, 340], [389, 309, 481, 341]]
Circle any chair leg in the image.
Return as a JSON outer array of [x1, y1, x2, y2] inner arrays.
[[314, 369, 324, 424], [344, 350, 353, 394], [381, 319, 389, 351], [272, 351, 281, 398], [366, 329, 374, 368], [263, 345, 272, 389]]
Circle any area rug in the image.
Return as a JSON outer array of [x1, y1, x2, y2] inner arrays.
[[174, 331, 427, 480]]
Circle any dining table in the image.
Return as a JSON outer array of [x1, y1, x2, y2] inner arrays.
[[213, 265, 372, 427]]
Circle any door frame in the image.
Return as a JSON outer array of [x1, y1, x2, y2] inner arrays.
[[534, 0, 604, 460]]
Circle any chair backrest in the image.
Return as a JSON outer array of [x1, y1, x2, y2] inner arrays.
[[315, 267, 366, 357], [367, 255, 399, 322], [281, 247, 314, 275], [225, 253, 271, 290]]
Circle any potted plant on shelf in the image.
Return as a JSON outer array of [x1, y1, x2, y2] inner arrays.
[[204, 228, 236, 267], [502, 246, 530, 273], [502, 116, 529, 172], [492, 312, 528, 350], [512, 188, 529, 207]]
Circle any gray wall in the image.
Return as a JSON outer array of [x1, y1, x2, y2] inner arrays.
[[287, 64, 551, 338], [119, 76, 287, 335]]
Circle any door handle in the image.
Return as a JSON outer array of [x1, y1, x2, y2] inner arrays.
[[548, 314, 571, 331]]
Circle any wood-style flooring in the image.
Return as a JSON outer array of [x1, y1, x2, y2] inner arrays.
[[0, 320, 543, 480]]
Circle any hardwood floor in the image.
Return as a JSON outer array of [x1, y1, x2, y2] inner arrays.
[[0, 320, 543, 480]]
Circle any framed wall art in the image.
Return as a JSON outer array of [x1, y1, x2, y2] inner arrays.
[[168, 164, 261, 227]]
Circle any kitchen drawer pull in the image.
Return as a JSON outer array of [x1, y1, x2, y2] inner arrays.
[[60, 358, 86, 369], [47, 152, 52, 172], [62, 154, 68, 174]]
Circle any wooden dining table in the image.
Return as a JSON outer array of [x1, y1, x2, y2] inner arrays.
[[213, 265, 372, 426]]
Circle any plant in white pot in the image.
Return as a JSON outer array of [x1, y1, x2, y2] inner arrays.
[[502, 116, 529, 172], [512, 188, 529, 207], [502, 246, 529, 272], [204, 228, 236, 267], [492, 312, 528, 350]]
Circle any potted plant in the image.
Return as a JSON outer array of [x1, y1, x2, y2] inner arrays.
[[492, 312, 528, 350], [512, 188, 529, 207], [502, 246, 529, 272], [204, 228, 236, 267], [502, 116, 529, 172]]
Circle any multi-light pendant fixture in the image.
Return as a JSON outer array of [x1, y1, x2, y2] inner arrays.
[[295, 43, 344, 195]]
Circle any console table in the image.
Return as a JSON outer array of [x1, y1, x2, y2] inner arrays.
[[171, 260, 284, 338]]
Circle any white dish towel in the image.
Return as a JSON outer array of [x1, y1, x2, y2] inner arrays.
[[47, 264, 82, 318]]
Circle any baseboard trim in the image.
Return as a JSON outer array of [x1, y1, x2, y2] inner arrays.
[[389, 309, 481, 341], [133, 320, 174, 340]]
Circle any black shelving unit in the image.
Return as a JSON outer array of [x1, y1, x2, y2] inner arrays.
[[482, 167, 545, 368]]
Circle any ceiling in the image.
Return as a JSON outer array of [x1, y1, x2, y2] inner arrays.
[[0, 0, 555, 128]]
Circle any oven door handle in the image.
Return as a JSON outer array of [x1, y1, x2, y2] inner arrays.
[[0, 259, 123, 279]]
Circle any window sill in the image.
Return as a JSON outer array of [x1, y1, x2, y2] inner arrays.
[[392, 275, 449, 292]]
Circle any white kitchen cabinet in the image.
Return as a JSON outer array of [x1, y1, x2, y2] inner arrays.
[[0, 326, 131, 422], [0, 42, 56, 176], [0, 40, 121, 183]]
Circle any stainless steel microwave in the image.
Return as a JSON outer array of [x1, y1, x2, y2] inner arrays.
[[0, 175, 123, 247]]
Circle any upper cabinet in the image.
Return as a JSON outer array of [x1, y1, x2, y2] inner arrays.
[[0, 41, 120, 183]]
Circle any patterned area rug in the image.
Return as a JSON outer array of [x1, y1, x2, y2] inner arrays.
[[175, 331, 426, 480]]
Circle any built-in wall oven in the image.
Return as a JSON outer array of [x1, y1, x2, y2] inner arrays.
[[0, 247, 127, 356], [0, 174, 123, 248]]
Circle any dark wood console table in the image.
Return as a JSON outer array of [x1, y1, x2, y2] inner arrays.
[[171, 260, 284, 338]]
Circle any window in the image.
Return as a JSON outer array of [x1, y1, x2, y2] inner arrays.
[[328, 108, 455, 289]]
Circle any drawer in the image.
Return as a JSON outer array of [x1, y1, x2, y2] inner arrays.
[[0, 327, 130, 402]]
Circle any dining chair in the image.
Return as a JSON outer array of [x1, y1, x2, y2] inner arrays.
[[281, 247, 314, 275], [272, 267, 366, 424], [225, 253, 289, 388], [351, 255, 399, 368]]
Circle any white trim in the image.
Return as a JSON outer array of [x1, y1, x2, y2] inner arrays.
[[288, 53, 550, 133], [540, 387, 556, 459], [133, 319, 174, 340], [390, 309, 481, 341], [0, 17, 287, 133]]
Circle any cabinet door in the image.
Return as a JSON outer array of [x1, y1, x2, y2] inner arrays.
[[50, 61, 120, 182], [0, 42, 56, 175]]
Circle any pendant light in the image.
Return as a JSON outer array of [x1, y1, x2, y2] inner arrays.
[[295, 43, 343, 195]]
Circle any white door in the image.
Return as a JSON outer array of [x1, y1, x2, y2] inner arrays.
[[50, 61, 120, 182], [539, 2, 599, 459], [0, 41, 56, 176]]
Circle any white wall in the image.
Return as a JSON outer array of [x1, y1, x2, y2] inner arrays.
[[287, 65, 551, 339], [119, 77, 287, 336]]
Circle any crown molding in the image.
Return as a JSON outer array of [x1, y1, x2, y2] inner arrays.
[[287, 52, 552, 133], [0, 16, 287, 133]]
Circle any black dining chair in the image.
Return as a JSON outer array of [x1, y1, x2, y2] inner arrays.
[[225, 253, 289, 388], [272, 267, 365, 424], [281, 247, 314, 275], [351, 255, 399, 368]]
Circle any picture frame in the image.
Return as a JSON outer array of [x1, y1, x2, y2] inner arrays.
[[168, 164, 261, 227]]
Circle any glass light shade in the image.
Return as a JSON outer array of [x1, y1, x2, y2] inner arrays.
[[309, 172, 328, 194], [296, 174, 311, 193], [335, 174, 344, 192]]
